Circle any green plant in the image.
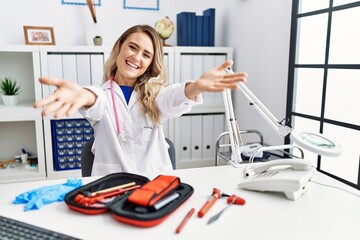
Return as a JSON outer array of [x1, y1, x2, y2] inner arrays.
[[0, 77, 21, 95], [94, 36, 102, 38]]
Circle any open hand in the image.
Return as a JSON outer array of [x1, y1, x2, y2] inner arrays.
[[185, 60, 247, 99], [33, 77, 96, 119]]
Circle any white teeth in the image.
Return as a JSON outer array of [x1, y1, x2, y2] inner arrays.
[[126, 60, 139, 69]]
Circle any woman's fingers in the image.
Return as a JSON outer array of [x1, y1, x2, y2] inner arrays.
[[215, 60, 233, 72], [38, 77, 62, 87]]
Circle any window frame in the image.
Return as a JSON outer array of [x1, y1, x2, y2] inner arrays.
[[286, 0, 360, 190]]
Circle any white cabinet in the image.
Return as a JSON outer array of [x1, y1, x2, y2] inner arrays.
[[0, 46, 46, 183], [39, 46, 111, 179], [171, 47, 232, 169], [0, 45, 232, 183]]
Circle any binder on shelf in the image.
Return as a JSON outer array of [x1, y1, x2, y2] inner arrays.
[[62, 55, 77, 81], [90, 54, 104, 86], [177, 12, 188, 46], [213, 114, 226, 152], [190, 115, 202, 161], [214, 55, 227, 102], [202, 15, 210, 46], [76, 54, 91, 86], [195, 15, 203, 46], [191, 54, 203, 82], [202, 54, 216, 102], [47, 54, 63, 97], [203, 8, 215, 46], [179, 116, 191, 162], [202, 115, 215, 160], [187, 12, 196, 46], [180, 54, 192, 83]]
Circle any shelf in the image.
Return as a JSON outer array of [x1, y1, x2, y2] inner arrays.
[[0, 101, 42, 121], [188, 102, 225, 114], [0, 163, 46, 184]]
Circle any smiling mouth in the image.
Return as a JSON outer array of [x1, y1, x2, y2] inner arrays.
[[126, 60, 139, 69]]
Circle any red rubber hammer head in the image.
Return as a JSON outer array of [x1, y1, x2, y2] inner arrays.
[[227, 194, 246, 205]]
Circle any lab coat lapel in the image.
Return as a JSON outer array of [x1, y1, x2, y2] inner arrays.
[[102, 80, 137, 110], [127, 90, 138, 110]]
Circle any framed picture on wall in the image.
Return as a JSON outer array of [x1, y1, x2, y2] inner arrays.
[[61, 0, 101, 6], [123, 0, 160, 11], [23, 26, 56, 45]]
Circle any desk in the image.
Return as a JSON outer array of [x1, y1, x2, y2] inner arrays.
[[0, 165, 359, 240]]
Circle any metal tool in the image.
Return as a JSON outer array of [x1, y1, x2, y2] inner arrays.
[[207, 194, 246, 224]]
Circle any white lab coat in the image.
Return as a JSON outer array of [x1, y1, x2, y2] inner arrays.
[[80, 80, 202, 176]]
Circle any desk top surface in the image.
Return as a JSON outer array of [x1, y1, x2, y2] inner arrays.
[[0, 165, 359, 240]]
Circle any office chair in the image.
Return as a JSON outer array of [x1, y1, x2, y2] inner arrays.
[[80, 138, 176, 177]]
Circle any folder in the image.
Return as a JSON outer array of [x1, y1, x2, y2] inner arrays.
[[214, 55, 227, 103], [179, 116, 191, 162], [180, 54, 192, 83], [202, 115, 215, 161], [47, 54, 63, 97], [176, 12, 188, 46], [202, 15, 210, 46], [90, 54, 104, 86], [202, 54, 216, 102], [190, 115, 202, 161], [213, 114, 226, 152], [195, 15, 203, 46], [62, 54, 77, 81], [187, 13, 196, 46], [203, 8, 215, 46], [76, 54, 91, 86], [191, 54, 203, 82]]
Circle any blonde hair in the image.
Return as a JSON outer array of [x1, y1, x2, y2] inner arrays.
[[103, 25, 167, 126]]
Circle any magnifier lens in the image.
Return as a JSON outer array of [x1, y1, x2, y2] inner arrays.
[[300, 132, 335, 149]]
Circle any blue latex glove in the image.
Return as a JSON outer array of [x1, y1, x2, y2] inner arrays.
[[13, 178, 82, 211]]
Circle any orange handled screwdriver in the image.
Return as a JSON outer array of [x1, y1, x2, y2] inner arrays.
[[197, 188, 221, 218]]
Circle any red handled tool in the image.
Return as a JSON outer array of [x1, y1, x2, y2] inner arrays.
[[74, 185, 140, 206], [197, 188, 223, 218]]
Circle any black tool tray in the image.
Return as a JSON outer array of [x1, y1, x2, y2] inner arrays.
[[65, 172, 194, 227]]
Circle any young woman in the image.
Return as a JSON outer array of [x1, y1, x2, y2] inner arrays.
[[34, 25, 247, 176]]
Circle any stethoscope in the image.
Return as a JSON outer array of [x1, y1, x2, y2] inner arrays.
[[110, 77, 126, 145]]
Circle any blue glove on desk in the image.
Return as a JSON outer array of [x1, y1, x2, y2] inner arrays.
[[13, 178, 82, 211]]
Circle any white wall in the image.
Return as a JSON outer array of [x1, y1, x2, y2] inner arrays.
[[0, 0, 292, 145], [222, 0, 293, 145]]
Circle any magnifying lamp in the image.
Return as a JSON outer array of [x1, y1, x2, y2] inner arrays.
[[223, 68, 342, 166]]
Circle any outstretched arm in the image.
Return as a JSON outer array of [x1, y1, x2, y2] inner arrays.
[[184, 60, 247, 99], [33, 77, 97, 119]]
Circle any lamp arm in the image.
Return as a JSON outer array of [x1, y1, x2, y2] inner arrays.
[[236, 81, 292, 138], [224, 68, 292, 138]]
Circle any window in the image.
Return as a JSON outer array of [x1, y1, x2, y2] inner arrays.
[[287, 0, 360, 189]]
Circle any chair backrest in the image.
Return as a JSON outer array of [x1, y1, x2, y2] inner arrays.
[[165, 137, 176, 169], [80, 137, 176, 177], [80, 138, 94, 177]]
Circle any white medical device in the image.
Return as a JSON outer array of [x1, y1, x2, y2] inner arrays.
[[223, 68, 343, 167]]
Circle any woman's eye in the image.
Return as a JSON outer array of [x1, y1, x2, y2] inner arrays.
[[143, 54, 150, 59], [129, 45, 136, 51]]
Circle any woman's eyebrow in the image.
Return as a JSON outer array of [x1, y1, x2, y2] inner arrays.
[[129, 41, 153, 56]]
